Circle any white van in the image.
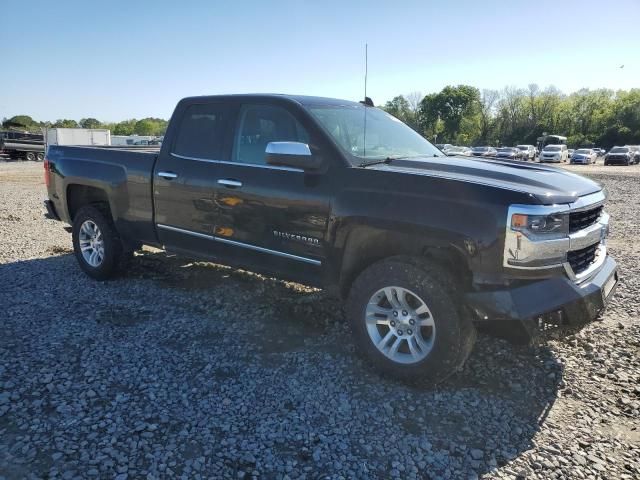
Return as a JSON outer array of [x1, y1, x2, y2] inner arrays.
[[540, 144, 568, 163]]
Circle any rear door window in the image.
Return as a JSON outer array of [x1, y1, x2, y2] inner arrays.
[[172, 103, 228, 159]]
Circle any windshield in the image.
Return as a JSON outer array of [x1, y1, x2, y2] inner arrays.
[[610, 147, 628, 153], [306, 104, 441, 163], [516, 145, 528, 150], [575, 149, 591, 154], [544, 146, 561, 151], [472, 146, 489, 151]]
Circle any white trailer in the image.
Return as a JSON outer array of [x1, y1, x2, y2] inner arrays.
[[45, 128, 111, 147]]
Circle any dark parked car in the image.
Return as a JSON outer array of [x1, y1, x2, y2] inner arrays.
[[605, 146, 634, 165], [43, 94, 618, 382], [471, 146, 497, 157]]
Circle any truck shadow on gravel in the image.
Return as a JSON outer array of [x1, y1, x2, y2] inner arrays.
[[0, 251, 565, 478]]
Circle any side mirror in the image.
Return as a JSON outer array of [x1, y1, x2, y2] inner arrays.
[[265, 142, 322, 171]]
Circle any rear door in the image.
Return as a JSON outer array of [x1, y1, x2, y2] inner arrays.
[[153, 100, 235, 254]]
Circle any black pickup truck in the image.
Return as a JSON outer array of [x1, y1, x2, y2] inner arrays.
[[44, 94, 618, 382]]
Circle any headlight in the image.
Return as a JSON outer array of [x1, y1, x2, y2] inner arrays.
[[511, 213, 569, 236], [504, 206, 570, 269]]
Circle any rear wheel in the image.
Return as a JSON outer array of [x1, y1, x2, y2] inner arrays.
[[36, 152, 44, 161], [25, 152, 36, 161], [72, 205, 124, 280], [346, 257, 476, 383]]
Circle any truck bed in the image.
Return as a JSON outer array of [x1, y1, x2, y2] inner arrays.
[[45, 145, 159, 245]]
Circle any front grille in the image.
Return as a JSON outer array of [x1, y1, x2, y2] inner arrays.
[[567, 243, 599, 274], [569, 206, 603, 233]]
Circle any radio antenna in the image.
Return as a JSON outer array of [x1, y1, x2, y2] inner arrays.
[[363, 43, 368, 159]]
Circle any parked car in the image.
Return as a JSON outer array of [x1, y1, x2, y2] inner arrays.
[[605, 146, 634, 166], [471, 146, 497, 157], [624, 145, 640, 164], [567, 149, 575, 158], [43, 93, 618, 382], [540, 144, 569, 163], [445, 146, 472, 156], [516, 145, 536, 161], [496, 147, 519, 160], [592, 148, 606, 157], [435, 143, 453, 154], [570, 148, 597, 165]]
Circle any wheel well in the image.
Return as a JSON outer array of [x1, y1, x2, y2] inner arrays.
[[66, 185, 110, 221], [339, 227, 472, 297]]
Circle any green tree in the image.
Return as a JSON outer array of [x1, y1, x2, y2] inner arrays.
[[113, 119, 137, 136], [52, 119, 79, 128], [418, 85, 481, 143], [79, 118, 102, 129], [3, 115, 37, 129], [382, 95, 417, 130], [133, 118, 168, 136]]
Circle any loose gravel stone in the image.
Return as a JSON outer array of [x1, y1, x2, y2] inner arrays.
[[0, 161, 638, 479]]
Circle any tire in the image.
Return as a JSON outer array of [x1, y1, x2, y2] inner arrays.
[[346, 256, 476, 383], [36, 152, 44, 161], [25, 152, 36, 161], [72, 205, 124, 280]]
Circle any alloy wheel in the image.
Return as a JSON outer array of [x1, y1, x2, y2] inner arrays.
[[78, 220, 104, 267], [365, 286, 436, 364]]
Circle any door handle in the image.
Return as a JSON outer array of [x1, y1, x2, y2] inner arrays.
[[217, 179, 243, 188], [158, 171, 178, 180]]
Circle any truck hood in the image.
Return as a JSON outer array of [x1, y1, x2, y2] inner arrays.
[[366, 155, 602, 204]]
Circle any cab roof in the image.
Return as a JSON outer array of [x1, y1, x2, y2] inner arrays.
[[179, 93, 364, 107]]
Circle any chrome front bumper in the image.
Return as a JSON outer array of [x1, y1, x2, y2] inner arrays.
[[503, 191, 609, 284]]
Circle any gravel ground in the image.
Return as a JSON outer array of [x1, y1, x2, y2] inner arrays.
[[0, 161, 638, 480]]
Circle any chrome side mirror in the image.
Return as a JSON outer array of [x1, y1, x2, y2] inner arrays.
[[265, 142, 322, 170]]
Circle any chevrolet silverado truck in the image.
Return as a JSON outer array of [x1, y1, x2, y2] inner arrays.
[[44, 94, 618, 382]]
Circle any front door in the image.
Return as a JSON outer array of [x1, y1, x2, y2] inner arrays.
[[208, 103, 332, 284]]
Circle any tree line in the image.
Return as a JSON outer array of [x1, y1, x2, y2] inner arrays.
[[382, 85, 640, 148], [1, 115, 168, 137], [4, 85, 639, 148]]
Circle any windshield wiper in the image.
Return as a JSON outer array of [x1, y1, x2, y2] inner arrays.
[[359, 154, 442, 168], [358, 155, 420, 167], [358, 156, 398, 168]]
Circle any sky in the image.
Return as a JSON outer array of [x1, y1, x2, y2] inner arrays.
[[1, 0, 639, 122]]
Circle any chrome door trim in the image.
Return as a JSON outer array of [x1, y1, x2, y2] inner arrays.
[[213, 236, 321, 265], [170, 152, 304, 173], [156, 223, 321, 266], [157, 171, 178, 179], [157, 223, 213, 240], [217, 179, 243, 188]]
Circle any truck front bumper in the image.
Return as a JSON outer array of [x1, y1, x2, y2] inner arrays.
[[465, 256, 618, 340]]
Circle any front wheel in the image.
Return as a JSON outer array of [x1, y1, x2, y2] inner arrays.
[[346, 257, 476, 383], [72, 205, 124, 280], [25, 152, 36, 161]]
